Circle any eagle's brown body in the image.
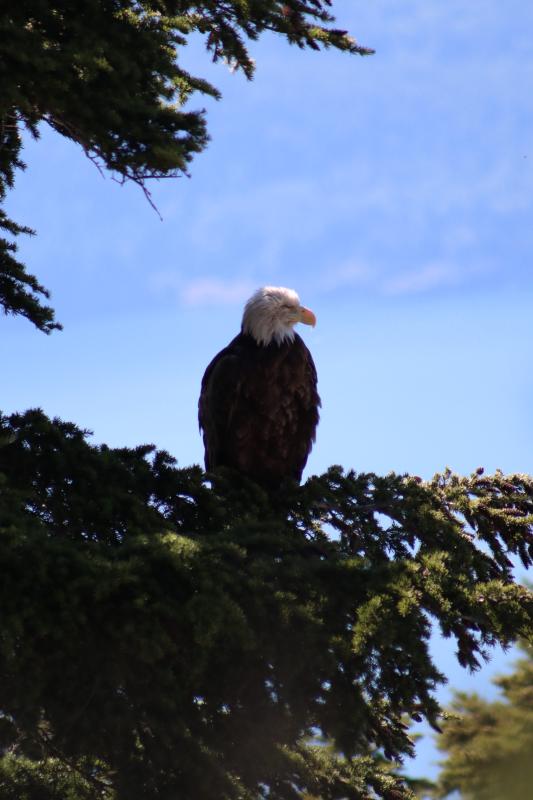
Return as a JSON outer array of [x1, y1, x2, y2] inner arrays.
[[199, 331, 320, 488]]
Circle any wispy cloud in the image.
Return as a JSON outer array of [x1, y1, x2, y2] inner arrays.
[[316, 261, 374, 292], [149, 272, 255, 306], [180, 277, 255, 306], [316, 260, 473, 297], [383, 263, 462, 295]]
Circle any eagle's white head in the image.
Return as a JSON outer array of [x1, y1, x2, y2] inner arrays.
[[242, 286, 316, 347]]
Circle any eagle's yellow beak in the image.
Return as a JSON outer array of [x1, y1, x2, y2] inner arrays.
[[298, 306, 316, 327]]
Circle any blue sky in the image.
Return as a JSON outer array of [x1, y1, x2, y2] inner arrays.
[[3, 0, 532, 783]]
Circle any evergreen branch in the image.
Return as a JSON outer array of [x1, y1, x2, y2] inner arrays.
[[1, 1, 373, 331], [0, 410, 530, 799]]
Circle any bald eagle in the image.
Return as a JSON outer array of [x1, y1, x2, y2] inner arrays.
[[199, 286, 320, 488]]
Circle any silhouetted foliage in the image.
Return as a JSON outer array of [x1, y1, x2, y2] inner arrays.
[[0, 409, 531, 799], [0, 1, 372, 332]]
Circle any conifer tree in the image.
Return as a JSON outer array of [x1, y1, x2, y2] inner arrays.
[[0, 410, 532, 799], [0, 0, 372, 332], [432, 644, 533, 800]]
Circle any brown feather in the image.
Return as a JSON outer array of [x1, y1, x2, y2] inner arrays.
[[199, 332, 320, 488]]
